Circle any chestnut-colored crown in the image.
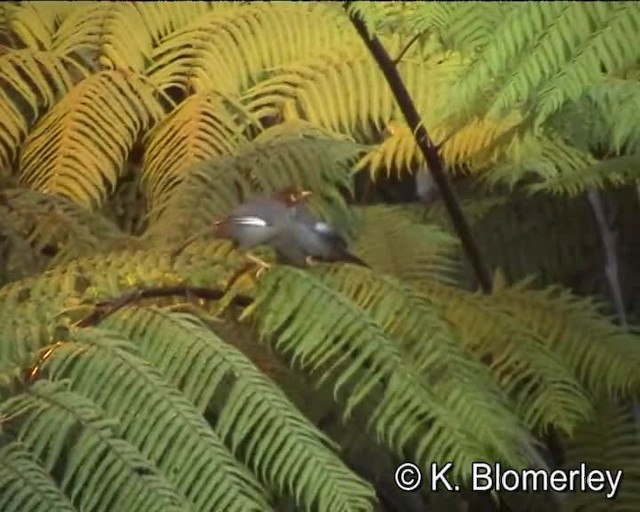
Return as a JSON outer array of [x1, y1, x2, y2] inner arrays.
[[271, 187, 313, 206]]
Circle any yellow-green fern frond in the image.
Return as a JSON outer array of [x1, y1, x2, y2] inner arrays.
[[419, 280, 594, 433], [147, 3, 353, 94], [2, 2, 76, 50], [19, 70, 165, 207], [0, 240, 244, 364], [100, 308, 377, 512], [141, 91, 252, 215], [0, 50, 76, 169]]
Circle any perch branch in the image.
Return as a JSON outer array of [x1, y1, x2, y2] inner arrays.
[[345, 5, 493, 294], [75, 285, 253, 327]]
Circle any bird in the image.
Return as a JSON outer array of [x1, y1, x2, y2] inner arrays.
[[211, 187, 368, 268]]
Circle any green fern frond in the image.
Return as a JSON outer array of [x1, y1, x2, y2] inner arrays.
[[563, 401, 640, 511], [0, 379, 188, 512], [354, 204, 459, 284], [419, 280, 594, 433], [0, 187, 130, 267], [0, 442, 75, 512], [101, 307, 377, 512], [554, 79, 640, 157], [485, 131, 596, 189], [533, 154, 640, 196], [246, 266, 533, 480], [489, 281, 640, 399], [321, 265, 536, 457], [445, 2, 640, 128], [41, 329, 271, 512], [398, 2, 516, 53]]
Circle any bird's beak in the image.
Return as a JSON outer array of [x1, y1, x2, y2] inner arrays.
[[298, 190, 313, 200]]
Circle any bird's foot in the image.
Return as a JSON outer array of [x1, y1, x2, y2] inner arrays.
[[305, 256, 320, 267], [246, 253, 271, 278]]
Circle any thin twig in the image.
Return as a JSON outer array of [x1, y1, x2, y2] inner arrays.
[[393, 33, 421, 65], [345, 5, 493, 294]]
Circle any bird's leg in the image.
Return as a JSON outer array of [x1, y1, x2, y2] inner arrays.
[[245, 252, 271, 278]]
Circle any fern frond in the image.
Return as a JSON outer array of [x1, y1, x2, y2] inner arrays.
[[243, 50, 462, 143], [399, 2, 516, 53], [246, 266, 532, 480], [0, 240, 244, 364], [554, 78, 640, 157], [101, 307, 377, 512], [489, 281, 640, 399], [19, 70, 165, 207], [0, 187, 130, 267], [485, 132, 596, 189], [533, 154, 640, 196], [141, 91, 251, 215], [41, 330, 270, 512], [445, 2, 640, 128], [2, 2, 76, 50], [50, 3, 153, 73], [419, 280, 594, 434], [563, 401, 640, 511], [321, 265, 537, 459], [147, 3, 353, 94], [354, 204, 458, 284], [0, 49, 76, 169], [0, 379, 188, 512], [0, 442, 75, 512], [134, 2, 228, 44]]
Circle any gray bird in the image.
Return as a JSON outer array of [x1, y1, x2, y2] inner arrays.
[[212, 188, 368, 268]]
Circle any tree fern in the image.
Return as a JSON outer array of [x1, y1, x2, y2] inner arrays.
[[0, 442, 75, 512], [1, 380, 189, 512], [100, 307, 377, 512]]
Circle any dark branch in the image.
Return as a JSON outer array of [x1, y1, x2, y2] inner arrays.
[[345, 5, 494, 294], [76, 285, 253, 327]]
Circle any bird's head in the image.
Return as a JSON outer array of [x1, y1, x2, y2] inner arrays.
[[272, 187, 313, 207]]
